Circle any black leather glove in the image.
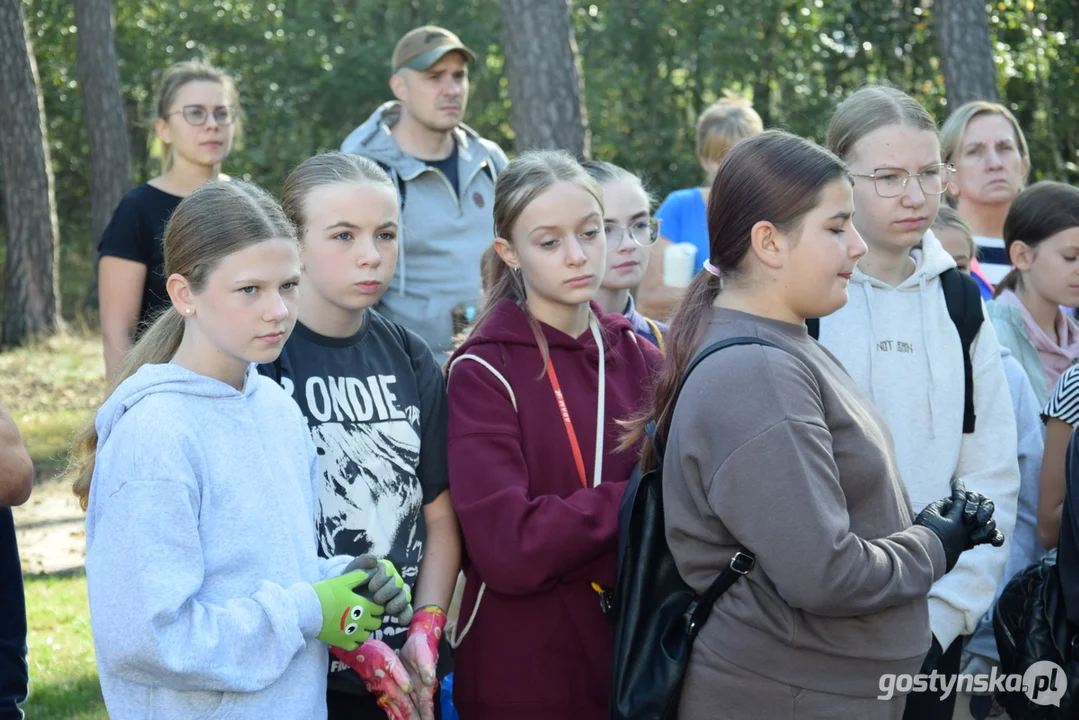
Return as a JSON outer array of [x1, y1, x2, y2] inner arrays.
[[914, 478, 1002, 572], [919, 635, 944, 675]]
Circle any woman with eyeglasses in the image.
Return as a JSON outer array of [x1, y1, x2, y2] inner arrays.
[[815, 86, 1019, 720], [98, 61, 239, 379], [582, 161, 667, 350]]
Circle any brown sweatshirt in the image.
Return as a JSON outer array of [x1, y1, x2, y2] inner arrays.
[[664, 307, 948, 697]]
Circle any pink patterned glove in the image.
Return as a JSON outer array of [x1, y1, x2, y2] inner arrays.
[[399, 605, 446, 720], [330, 641, 420, 720]]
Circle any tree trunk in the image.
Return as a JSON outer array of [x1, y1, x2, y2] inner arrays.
[[499, 0, 590, 157], [935, 0, 1000, 106], [0, 0, 60, 346], [75, 0, 132, 312]]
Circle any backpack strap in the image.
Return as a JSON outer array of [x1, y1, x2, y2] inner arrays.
[[643, 317, 666, 354], [444, 352, 516, 648], [940, 268, 984, 434]]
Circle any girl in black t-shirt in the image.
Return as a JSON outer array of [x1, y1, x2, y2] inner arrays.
[[268, 151, 461, 720], [98, 61, 239, 379]]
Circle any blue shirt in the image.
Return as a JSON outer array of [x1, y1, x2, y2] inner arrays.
[[623, 295, 667, 350], [655, 187, 709, 271]]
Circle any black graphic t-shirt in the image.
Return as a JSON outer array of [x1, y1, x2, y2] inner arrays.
[[259, 310, 450, 696]]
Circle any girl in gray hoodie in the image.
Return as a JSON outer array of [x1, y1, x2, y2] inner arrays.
[[72, 181, 409, 720]]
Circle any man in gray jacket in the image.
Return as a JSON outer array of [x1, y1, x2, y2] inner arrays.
[[342, 25, 508, 355]]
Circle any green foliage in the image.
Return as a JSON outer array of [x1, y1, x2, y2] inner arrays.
[[17, 0, 1079, 318]]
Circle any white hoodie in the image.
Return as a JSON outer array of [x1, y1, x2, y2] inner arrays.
[[817, 231, 1020, 650]]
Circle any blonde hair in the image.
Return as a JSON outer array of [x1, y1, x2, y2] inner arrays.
[[71, 181, 296, 509], [940, 101, 1029, 168], [151, 61, 240, 173], [580, 159, 656, 209], [696, 97, 764, 164], [932, 206, 977, 259], [281, 151, 396, 233], [467, 150, 603, 370], [826, 85, 937, 162]]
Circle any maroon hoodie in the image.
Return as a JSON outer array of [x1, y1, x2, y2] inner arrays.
[[446, 299, 661, 720]]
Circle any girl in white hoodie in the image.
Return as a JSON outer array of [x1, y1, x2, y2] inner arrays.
[[815, 86, 1019, 720]]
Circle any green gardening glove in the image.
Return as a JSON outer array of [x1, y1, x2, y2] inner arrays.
[[313, 569, 385, 651], [344, 555, 414, 623]]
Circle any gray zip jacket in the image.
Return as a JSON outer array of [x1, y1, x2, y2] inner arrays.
[[341, 102, 508, 355]]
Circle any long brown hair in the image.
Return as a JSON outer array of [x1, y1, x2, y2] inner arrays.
[[71, 181, 296, 508], [624, 130, 850, 470], [993, 181, 1079, 297], [465, 150, 603, 371]]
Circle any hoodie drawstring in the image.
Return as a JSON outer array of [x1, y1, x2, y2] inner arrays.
[[919, 274, 939, 439]]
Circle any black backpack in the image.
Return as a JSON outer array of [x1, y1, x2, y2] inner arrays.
[[806, 267, 983, 434], [609, 336, 778, 720]]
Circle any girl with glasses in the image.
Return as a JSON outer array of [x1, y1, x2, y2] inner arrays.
[[98, 61, 239, 380], [815, 85, 1019, 720], [582, 160, 667, 350]]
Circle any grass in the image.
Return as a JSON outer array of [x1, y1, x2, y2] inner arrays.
[[21, 571, 106, 719], [6, 332, 106, 717]]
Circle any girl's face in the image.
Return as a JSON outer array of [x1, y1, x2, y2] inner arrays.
[[157, 80, 234, 170], [600, 178, 653, 296], [781, 178, 866, 320], [847, 123, 942, 254], [299, 182, 399, 316], [496, 181, 606, 316], [179, 238, 301, 370], [934, 226, 973, 272], [951, 113, 1028, 209], [1013, 226, 1079, 308]]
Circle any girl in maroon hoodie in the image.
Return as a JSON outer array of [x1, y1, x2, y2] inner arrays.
[[445, 150, 662, 719]]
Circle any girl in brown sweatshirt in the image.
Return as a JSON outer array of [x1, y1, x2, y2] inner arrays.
[[624, 131, 1004, 719]]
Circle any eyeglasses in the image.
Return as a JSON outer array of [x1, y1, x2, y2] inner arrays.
[[167, 105, 236, 127], [605, 217, 662, 248], [852, 163, 954, 198]]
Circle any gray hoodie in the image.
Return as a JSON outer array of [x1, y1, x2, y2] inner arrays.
[[85, 363, 351, 719], [341, 102, 508, 355]]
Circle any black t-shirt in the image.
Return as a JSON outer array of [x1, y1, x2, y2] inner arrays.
[[98, 183, 184, 333], [425, 143, 459, 197], [258, 310, 451, 696]]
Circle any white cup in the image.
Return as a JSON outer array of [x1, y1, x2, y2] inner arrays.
[[663, 243, 698, 288]]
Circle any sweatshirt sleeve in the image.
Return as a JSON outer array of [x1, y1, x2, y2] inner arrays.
[[86, 435, 324, 693], [928, 313, 1020, 649], [447, 354, 625, 596], [684, 345, 945, 617]]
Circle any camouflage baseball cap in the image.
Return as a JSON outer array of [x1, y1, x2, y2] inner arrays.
[[392, 26, 476, 73]]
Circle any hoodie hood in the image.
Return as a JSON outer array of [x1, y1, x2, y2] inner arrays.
[[451, 299, 639, 365], [340, 101, 492, 180], [96, 362, 260, 449], [848, 229, 957, 292]]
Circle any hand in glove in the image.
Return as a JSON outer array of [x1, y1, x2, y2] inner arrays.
[[919, 635, 944, 675], [313, 569, 385, 651], [961, 490, 1006, 547], [400, 606, 447, 720], [331, 640, 421, 720], [914, 478, 1002, 572], [344, 555, 414, 623]]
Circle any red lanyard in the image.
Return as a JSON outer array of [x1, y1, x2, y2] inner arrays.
[[545, 360, 589, 489]]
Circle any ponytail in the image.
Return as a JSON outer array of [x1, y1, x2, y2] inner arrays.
[[621, 270, 721, 470], [71, 309, 186, 509], [992, 268, 1021, 298]]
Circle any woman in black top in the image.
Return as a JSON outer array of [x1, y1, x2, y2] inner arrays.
[[98, 61, 238, 379]]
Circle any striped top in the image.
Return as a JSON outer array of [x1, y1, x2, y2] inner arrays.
[[1044, 363, 1079, 425], [974, 235, 1011, 285]]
